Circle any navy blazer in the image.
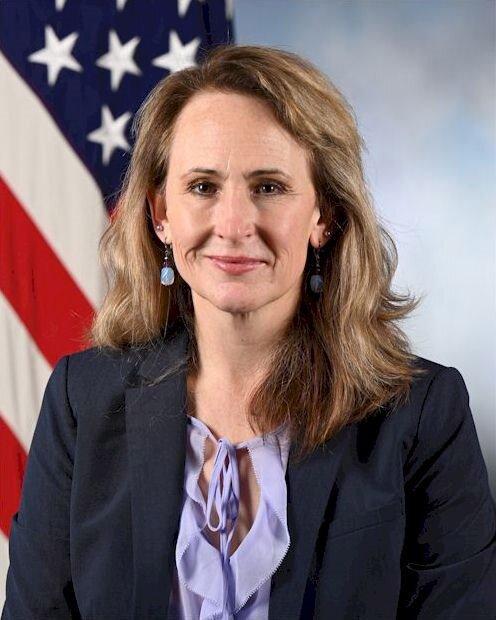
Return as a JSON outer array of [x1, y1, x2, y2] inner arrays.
[[2, 319, 496, 619]]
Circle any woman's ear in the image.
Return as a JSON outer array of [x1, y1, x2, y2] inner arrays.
[[146, 189, 169, 243], [309, 223, 331, 250], [309, 203, 332, 249]]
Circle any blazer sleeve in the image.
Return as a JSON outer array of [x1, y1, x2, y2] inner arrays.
[[398, 366, 496, 618], [1, 355, 81, 620]]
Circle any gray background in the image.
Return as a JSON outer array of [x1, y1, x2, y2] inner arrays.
[[233, 0, 496, 495]]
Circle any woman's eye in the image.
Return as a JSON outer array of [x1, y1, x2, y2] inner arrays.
[[188, 180, 286, 197], [258, 182, 284, 195], [189, 181, 215, 195]]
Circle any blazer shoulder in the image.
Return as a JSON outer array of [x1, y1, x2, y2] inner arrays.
[[381, 355, 469, 434], [402, 354, 474, 443], [408, 353, 464, 398], [66, 343, 143, 380], [410, 353, 450, 377], [60, 340, 159, 416]]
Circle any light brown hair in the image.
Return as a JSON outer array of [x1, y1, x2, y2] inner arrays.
[[86, 44, 428, 462]]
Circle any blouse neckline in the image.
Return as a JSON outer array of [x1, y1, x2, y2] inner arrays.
[[186, 413, 290, 451], [173, 413, 292, 616]]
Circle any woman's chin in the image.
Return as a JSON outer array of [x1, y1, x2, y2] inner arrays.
[[213, 295, 261, 315], [202, 286, 264, 315]]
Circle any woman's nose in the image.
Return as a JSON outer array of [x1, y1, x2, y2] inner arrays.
[[212, 186, 256, 239]]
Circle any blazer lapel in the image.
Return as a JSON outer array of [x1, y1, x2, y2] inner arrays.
[[269, 422, 353, 620], [125, 318, 353, 620], [125, 321, 190, 619]]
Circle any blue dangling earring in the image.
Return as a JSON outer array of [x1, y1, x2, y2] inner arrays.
[[155, 224, 175, 286], [309, 230, 331, 294]]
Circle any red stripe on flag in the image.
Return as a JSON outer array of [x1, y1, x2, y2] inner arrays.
[[0, 414, 27, 537], [0, 175, 96, 365]]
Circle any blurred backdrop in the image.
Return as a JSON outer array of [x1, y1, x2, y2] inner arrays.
[[0, 0, 494, 608], [234, 0, 496, 489]]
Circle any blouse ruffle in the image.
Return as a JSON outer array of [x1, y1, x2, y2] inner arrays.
[[172, 414, 291, 620]]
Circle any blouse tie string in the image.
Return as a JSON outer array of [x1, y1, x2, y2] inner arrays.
[[205, 437, 241, 618]]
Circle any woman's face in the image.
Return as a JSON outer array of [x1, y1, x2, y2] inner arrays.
[[148, 90, 328, 317]]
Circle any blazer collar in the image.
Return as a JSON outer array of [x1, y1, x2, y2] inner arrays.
[[125, 318, 353, 619]]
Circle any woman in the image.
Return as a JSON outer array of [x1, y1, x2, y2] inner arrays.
[[3, 44, 495, 620]]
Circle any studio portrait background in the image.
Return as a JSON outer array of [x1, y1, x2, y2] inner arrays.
[[0, 0, 494, 610], [234, 0, 495, 491]]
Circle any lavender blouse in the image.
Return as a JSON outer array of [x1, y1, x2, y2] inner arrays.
[[167, 414, 292, 620]]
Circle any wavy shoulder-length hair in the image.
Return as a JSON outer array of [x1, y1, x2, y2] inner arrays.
[[86, 43, 428, 462]]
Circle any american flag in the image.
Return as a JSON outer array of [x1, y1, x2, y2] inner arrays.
[[0, 0, 235, 605]]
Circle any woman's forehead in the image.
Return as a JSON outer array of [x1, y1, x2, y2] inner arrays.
[[169, 106, 308, 177], [171, 92, 294, 147]]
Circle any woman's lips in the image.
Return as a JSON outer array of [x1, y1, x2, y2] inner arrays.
[[208, 257, 265, 274]]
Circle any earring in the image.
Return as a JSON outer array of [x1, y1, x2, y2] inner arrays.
[[160, 240, 175, 286], [154, 223, 174, 286], [310, 230, 330, 294], [310, 242, 323, 294]]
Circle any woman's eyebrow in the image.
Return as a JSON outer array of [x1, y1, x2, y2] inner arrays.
[[180, 167, 292, 181]]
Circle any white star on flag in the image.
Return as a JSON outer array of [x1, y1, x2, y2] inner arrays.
[[87, 105, 131, 165], [178, 0, 204, 17], [55, 0, 68, 10], [177, 0, 232, 21], [28, 25, 82, 86], [96, 30, 141, 91], [116, 0, 129, 9], [151, 30, 200, 73]]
